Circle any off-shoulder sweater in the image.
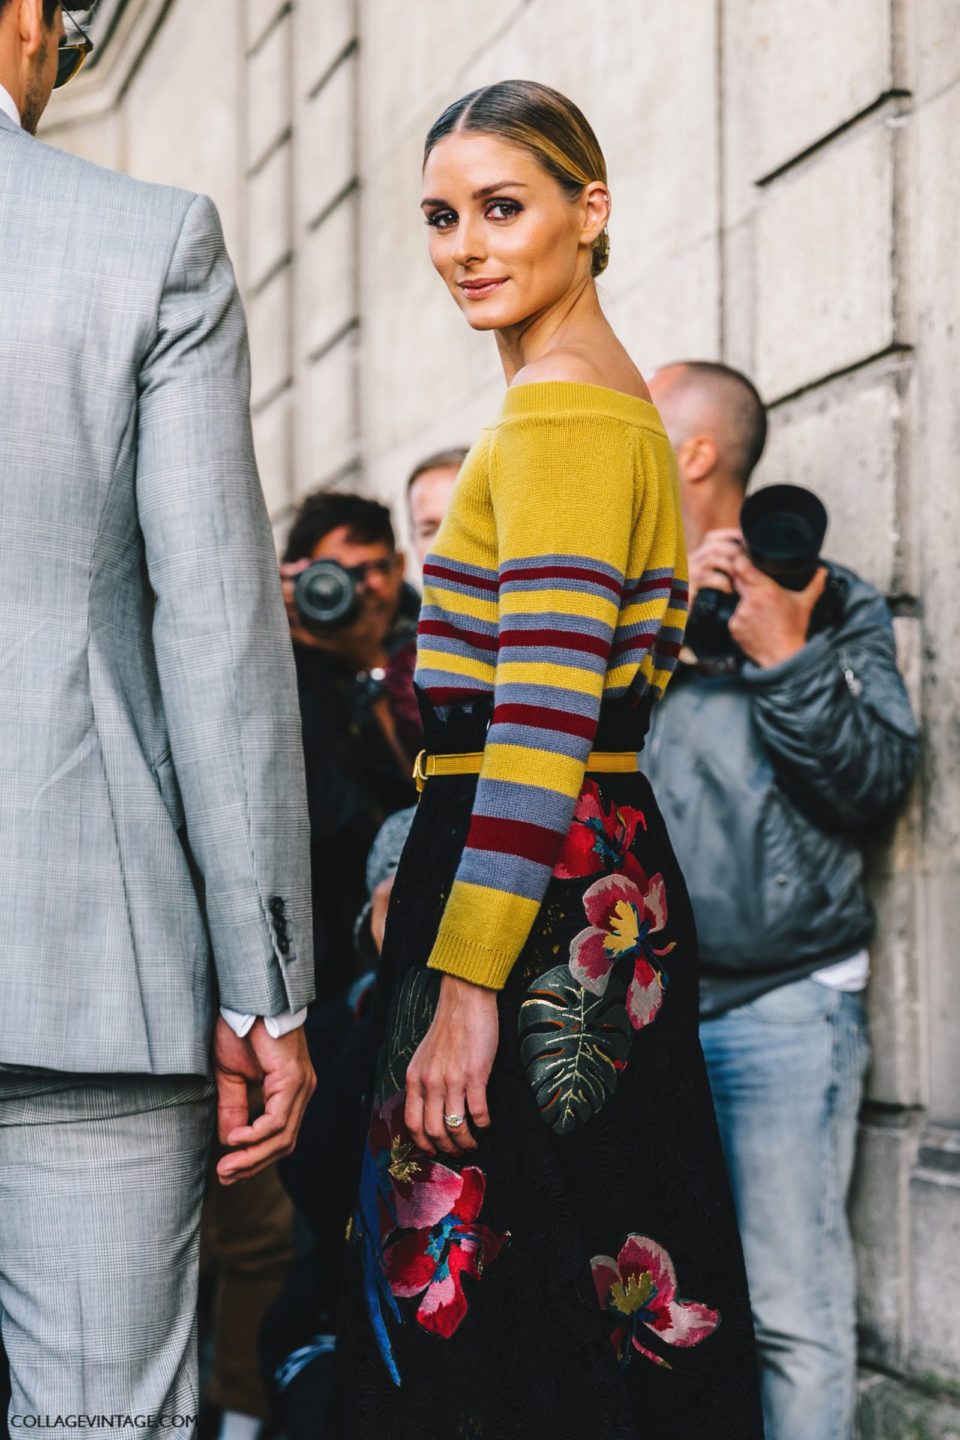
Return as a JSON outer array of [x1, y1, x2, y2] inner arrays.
[[416, 381, 688, 989]]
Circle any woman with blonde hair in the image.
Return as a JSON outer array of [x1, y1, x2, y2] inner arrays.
[[332, 80, 763, 1438]]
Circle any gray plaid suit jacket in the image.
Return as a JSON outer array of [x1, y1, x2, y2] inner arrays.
[[0, 111, 314, 1075]]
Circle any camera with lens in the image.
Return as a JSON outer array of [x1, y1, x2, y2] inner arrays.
[[294, 559, 368, 631], [685, 484, 847, 663]]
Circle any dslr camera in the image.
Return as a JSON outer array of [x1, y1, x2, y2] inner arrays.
[[294, 559, 368, 630], [686, 484, 847, 662]]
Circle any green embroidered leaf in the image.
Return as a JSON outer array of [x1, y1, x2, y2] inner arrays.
[[519, 966, 632, 1136], [375, 968, 441, 1106]]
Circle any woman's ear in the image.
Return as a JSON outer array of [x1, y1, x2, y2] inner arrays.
[[580, 181, 611, 248]]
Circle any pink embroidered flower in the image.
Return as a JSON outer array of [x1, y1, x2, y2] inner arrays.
[[592, 1234, 720, 1369], [384, 1164, 508, 1339], [568, 871, 676, 1029], [369, 1093, 462, 1237], [554, 780, 648, 885]]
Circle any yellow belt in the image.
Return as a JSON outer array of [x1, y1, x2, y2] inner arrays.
[[413, 748, 639, 794]]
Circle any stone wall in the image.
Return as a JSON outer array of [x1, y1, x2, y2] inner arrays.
[[43, 1, 960, 1429]]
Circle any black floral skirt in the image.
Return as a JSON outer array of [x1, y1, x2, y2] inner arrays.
[[330, 696, 763, 1439]]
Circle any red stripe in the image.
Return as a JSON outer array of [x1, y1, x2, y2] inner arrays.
[[423, 561, 498, 593], [499, 564, 622, 596], [611, 632, 655, 660], [499, 628, 609, 657], [419, 619, 498, 653], [466, 815, 559, 866], [422, 686, 488, 704], [625, 577, 672, 598], [492, 703, 597, 741], [652, 639, 683, 661]]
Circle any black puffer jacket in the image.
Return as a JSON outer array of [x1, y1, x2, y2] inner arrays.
[[639, 565, 920, 1016]]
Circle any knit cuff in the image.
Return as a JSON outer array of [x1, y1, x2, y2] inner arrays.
[[427, 929, 518, 991]]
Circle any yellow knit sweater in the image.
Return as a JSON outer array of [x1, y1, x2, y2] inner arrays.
[[416, 381, 688, 989]]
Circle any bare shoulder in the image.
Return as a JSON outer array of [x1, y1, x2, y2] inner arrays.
[[511, 348, 652, 402]]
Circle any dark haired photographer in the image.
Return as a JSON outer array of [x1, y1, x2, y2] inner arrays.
[[279, 492, 421, 1000], [643, 361, 920, 1440]]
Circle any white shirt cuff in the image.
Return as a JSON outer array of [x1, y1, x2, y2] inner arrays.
[[220, 1006, 308, 1039]]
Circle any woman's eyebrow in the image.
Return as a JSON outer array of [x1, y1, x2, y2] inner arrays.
[[420, 181, 528, 209]]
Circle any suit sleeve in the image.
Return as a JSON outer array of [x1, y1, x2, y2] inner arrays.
[[136, 192, 314, 1015]]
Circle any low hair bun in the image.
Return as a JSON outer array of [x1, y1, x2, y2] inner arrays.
[[591, 228, 610, 277]]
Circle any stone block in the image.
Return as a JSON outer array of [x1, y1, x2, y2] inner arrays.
[[924, 869, 960, 1128], [246, 139, 292, 290], [722, 0, 893, 188], [753, 370, 901, 592], [851, 1119, 918, 1367], [296, 53, 356, 230], [911, 0, 960, 105], [299, 193, 357, 361], [357, 0, 522, 172], [863, 869, 923, 1109], [123, 0, 244, 248], [755, 120, 896, 398], [252, 389, 293, 519], [299, 333, 358, 492], [296, 0, 355, 100], [247, 10, 291, 172], [248, 265, 292, 407], [909, 1144, 960, 1383], [857, 1371, 960, 1440], [246, 0, 286, 53], [605, 236, 721, 375]]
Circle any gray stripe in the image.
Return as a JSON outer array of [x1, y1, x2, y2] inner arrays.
[[500, 552, 624, 584], [472, 778, 580, 831], [498, 643, 608, 674], [457, 846, 554, 902], [485, 722, 593, 761], [493, 683, 601, 718], [500, 610, 614, 640]]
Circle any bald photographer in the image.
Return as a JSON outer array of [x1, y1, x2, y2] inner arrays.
[[642, 361, 920, 1440]]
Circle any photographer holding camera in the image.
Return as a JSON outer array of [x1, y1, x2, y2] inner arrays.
[[644, 361, 919, 1440], [280, 492, 419, 1000]]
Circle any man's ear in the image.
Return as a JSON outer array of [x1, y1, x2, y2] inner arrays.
[[19, 0, 48, 56], [396, 551, 406, 580], [676, 434, 718, 484]]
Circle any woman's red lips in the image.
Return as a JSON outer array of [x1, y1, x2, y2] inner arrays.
[[459, 277, 507, 299]]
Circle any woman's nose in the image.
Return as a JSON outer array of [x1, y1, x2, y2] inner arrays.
[[452, 213, 485, 266]]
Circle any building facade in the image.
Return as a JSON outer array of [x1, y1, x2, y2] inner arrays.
[[44, 1, 960, 1431]]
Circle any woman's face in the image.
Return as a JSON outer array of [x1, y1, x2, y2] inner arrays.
[[421, 132, 606, 331]]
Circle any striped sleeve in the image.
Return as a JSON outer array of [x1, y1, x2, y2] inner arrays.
[[426, 409, 637, 988]]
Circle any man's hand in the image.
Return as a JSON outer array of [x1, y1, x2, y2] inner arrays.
[[214, 1017, 316, 1185], [687, 527, 744, 608], [729, 553, 828, 668]]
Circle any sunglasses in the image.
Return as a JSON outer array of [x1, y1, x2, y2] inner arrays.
[[55, 13, 94, 90]]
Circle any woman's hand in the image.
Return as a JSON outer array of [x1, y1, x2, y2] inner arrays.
[[405, 974, 499, 1156]]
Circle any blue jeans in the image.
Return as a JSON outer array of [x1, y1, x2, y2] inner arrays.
[[700, 979, 870, 1440]]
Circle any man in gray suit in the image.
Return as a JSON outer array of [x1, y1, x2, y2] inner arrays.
[[0, 2, 316, 1430]]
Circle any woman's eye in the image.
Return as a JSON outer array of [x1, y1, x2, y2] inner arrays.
[[487, 200, 521, 220], [426, 210, 457, 230]]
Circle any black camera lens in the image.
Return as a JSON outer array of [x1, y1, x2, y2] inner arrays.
[[294, 560, 360, 629], [741, 484, 828, 592]]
